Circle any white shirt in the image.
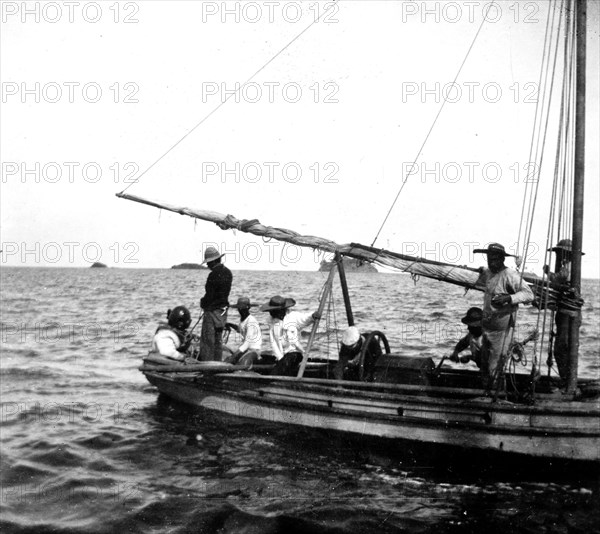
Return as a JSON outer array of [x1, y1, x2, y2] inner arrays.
[[476, 267, 534, 330], [267, 311, 315, 360], [238, 314, 262, 353], [150, 328, 185, 361]]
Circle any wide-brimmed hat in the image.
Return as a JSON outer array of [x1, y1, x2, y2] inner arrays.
[[230, 297, 255, 310], [548, 239, 585, 255], [201, 246, 225, 264], [473, 242, 514, 257], [461, 307, 483, 326], [259, 295, 296, 312], [341, 326, 360, 347]]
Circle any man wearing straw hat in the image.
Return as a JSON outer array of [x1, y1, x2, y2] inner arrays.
[[474, 243, 534, 390], [199, 246, 232, 361], [449, 307, 483, 368], [544, 238, 582, 381], [260, 295, 320, 376], [223, 296, 262, 366]]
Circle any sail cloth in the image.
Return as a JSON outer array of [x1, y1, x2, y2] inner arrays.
[[117, 192, 570, 303], [117, 192, 484, 289]]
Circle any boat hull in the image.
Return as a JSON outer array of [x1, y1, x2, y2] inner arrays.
[[143, 369, 600, 462]]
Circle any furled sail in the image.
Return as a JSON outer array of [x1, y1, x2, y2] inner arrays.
[[116, 192, 562, 301], [117, 192, 485, 289]]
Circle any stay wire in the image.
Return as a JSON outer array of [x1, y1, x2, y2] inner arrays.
[[520, 0, 565, 278], [370, 1, 496, 248], [516, 1, 554, 257], [118, 0, 339, 196]]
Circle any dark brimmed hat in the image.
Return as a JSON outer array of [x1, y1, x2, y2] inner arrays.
[[201, 246, 225, 264], [259, 295, 296, 312], [548, 239, 584, 255], [230, 297, 255, 310], [473, 242, 514, 257], [461, 307, 483, 326]]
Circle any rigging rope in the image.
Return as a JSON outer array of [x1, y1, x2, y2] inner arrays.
[[370, 1, 497, 248], [519, 0, 565, 276], [118, 1, 339, 196], [515, 1, 555, 260]]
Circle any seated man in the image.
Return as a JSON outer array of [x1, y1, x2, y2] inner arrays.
[[150, 306, 193, 362], [334, 326, 383, 381], [260, 295, 320, 376], [223, 297, 263, 366], [449, 307, 483, 368]]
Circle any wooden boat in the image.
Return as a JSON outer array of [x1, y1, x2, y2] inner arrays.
[[121, 0, 600, 463]]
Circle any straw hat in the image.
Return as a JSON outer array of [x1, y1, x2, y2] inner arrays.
[[201, 246, 225, 264], [259, 295, 296, 312], [460, 307, 483, 326], [473, 242, 515, 257], [230, 297, 255, 310]]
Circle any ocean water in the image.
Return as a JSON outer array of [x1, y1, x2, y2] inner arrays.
[[1, 267, 599, 534]]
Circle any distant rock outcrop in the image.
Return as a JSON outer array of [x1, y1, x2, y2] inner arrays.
[[171, 263, 207, 270], [90, 262, 107, 268], [318, 259, 377, 273]]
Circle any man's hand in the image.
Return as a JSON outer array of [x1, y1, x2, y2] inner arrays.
[[449, 352, 459, 363], [312, 311, 322, 321], [491, 294, 512, 307], [225, 322, 239, 333]]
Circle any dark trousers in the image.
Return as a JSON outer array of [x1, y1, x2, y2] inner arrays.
[[270, 352, 303, 376], [199, 309, 227, 361], [554, 312, 570, 380]]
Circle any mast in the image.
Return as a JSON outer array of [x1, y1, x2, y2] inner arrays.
[[566, 0, 586, 395], [336, 253, 355, 326]]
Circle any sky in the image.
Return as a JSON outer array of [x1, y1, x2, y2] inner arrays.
[[1, 0, 599, 277]]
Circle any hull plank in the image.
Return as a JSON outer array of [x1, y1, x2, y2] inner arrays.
[[144, 370, 600, 462]]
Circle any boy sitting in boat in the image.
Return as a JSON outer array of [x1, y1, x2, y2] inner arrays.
[[260, 295, 321, 376], [150, 306, 193, 362], [449, 307, 483, 368], [222, 297, 263, 366]]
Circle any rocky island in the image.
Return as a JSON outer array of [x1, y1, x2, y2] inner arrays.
[[318, 258, 377, 273], [171, 263, 207, 270], [90, 262, 107, 268]]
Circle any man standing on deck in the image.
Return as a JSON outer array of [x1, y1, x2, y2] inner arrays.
[[199, 246, 232, 361], [544, 239, 582, 381], [474, 243, 534, 390]]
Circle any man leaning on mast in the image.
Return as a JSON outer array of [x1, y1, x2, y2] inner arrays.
[[474, 243, 534, 391], [544, 239, 582, 382], [199, 246, 232, 361]]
